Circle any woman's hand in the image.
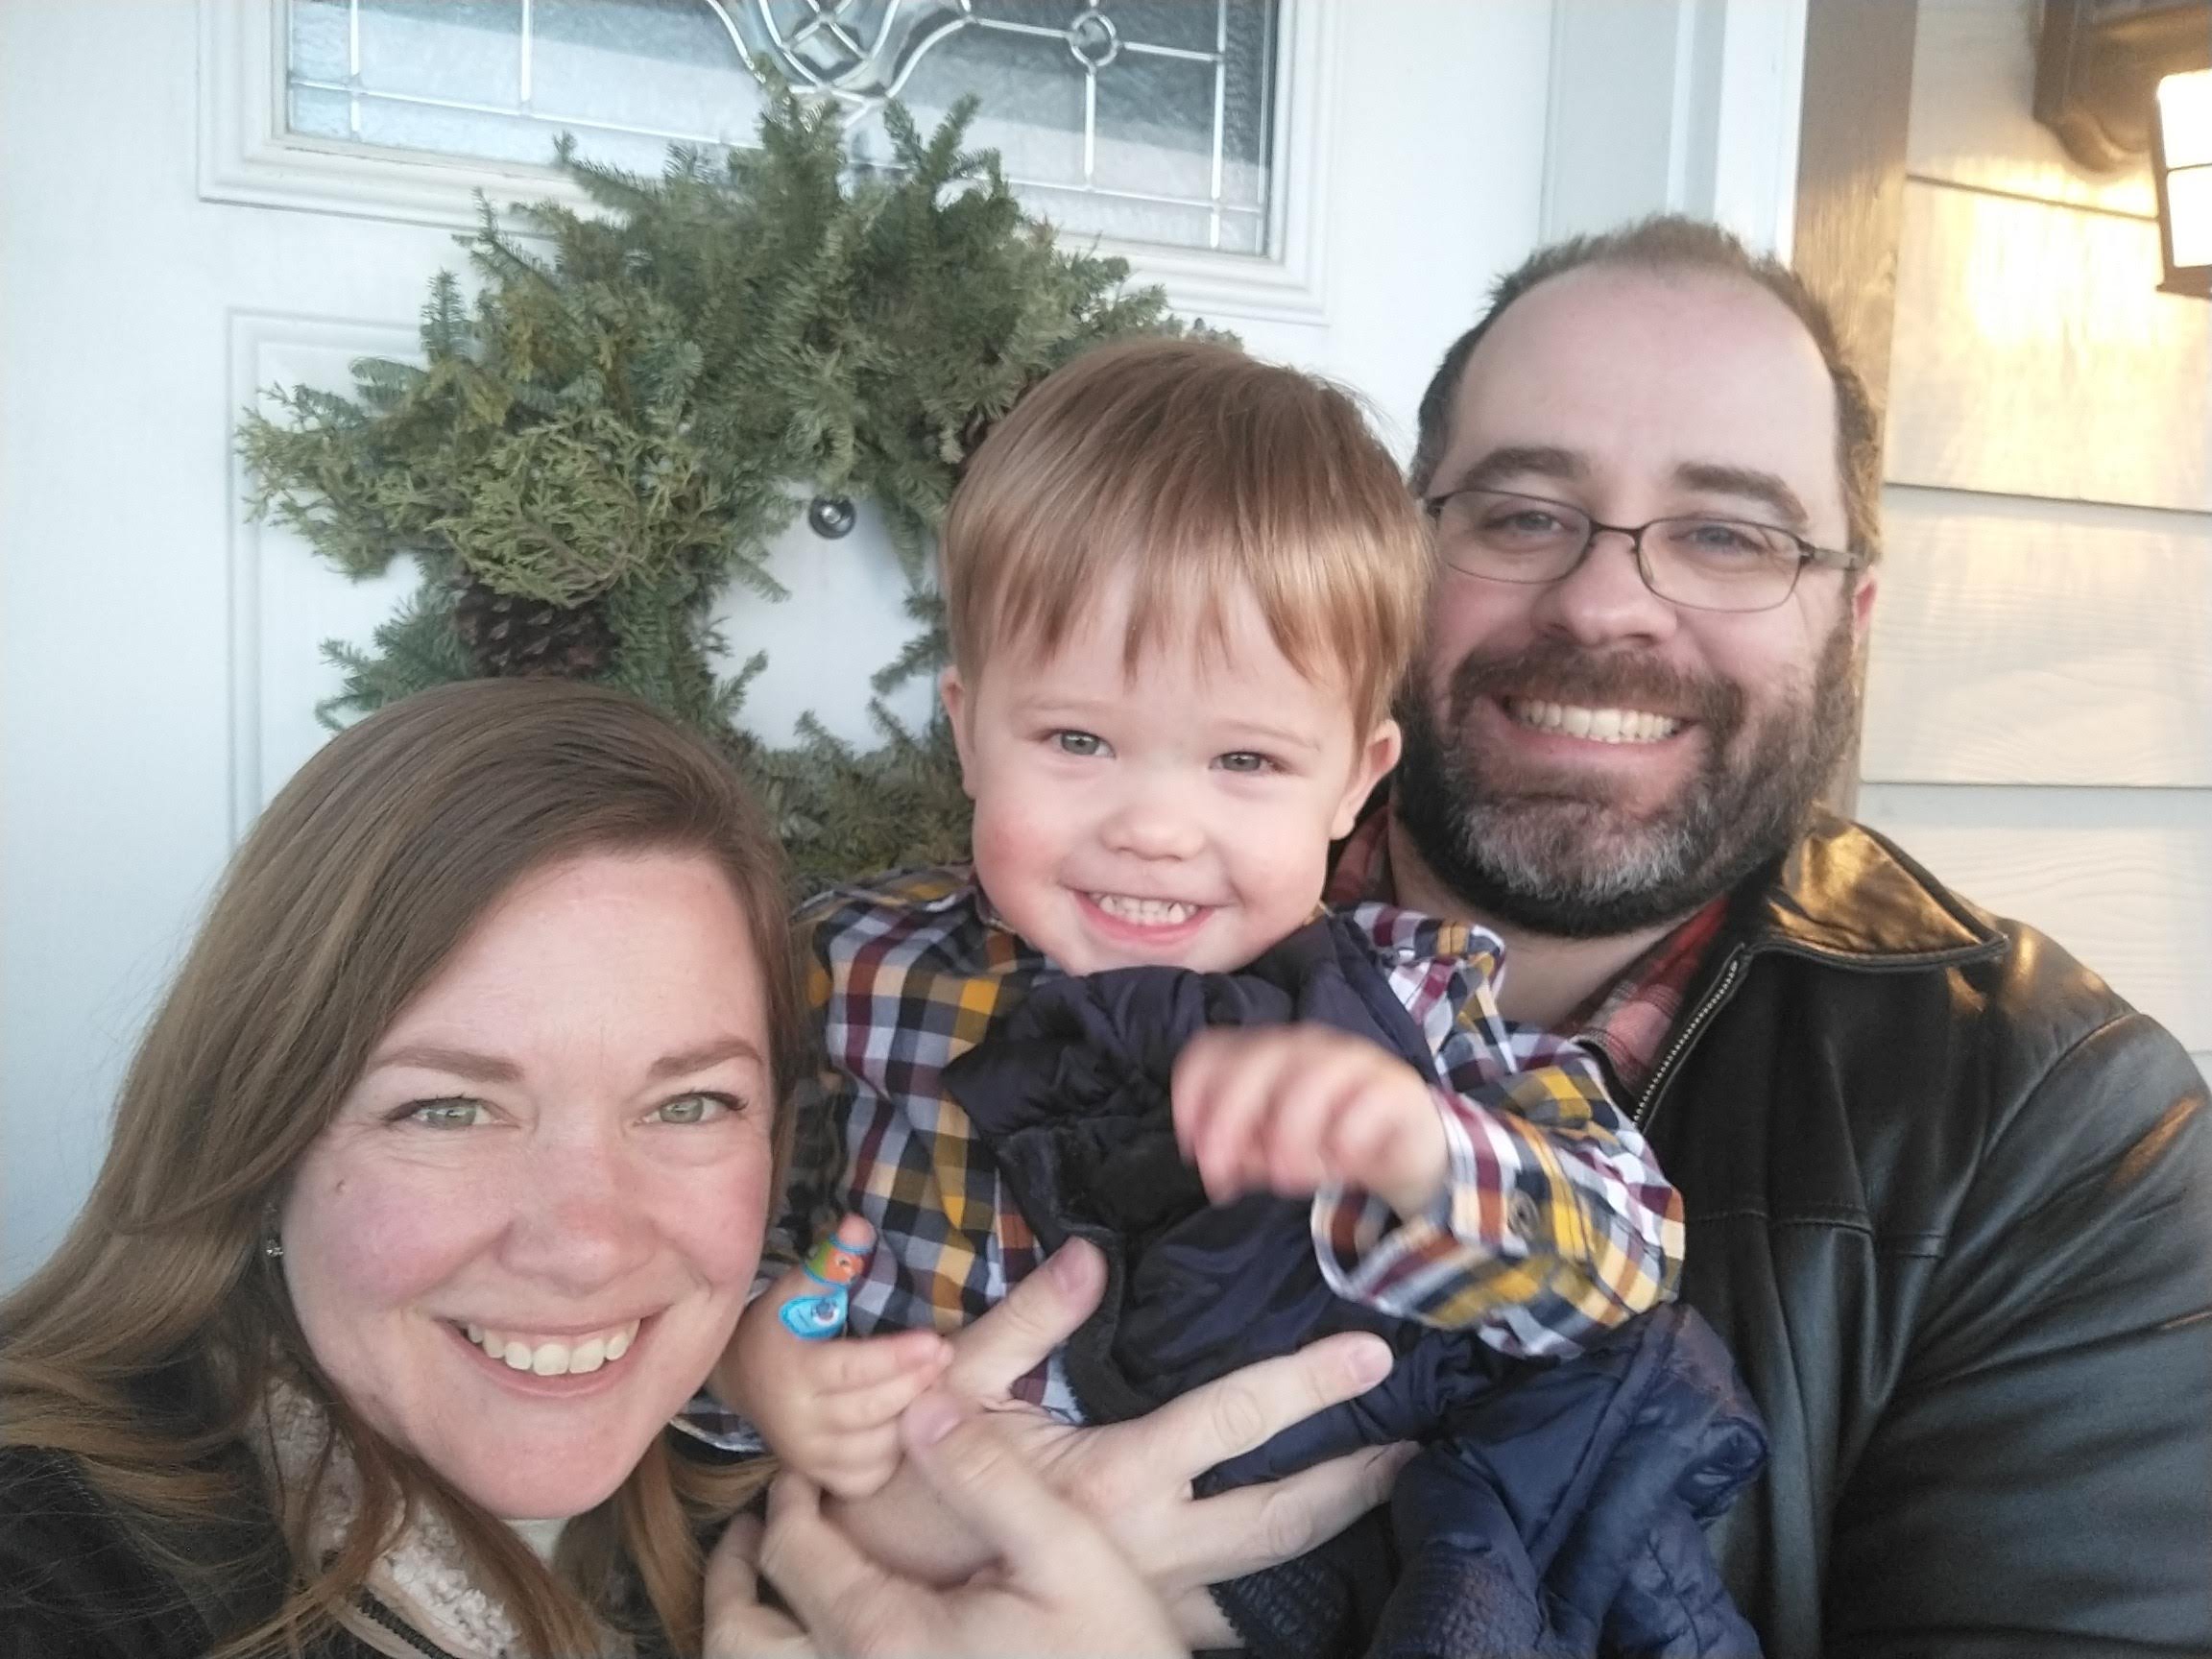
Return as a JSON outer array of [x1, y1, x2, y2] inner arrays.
[[827, 1238, 1407, 1632], [704, 1393, 1186, 1658]]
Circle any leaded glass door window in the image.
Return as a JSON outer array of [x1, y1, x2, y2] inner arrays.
[[285, 0, 1277, 254]]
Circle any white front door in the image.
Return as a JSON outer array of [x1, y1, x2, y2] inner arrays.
[[0, 0, 1801, 1281]]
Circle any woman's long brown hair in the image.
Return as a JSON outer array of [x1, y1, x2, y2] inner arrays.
[[0, 680, 804, 1656]]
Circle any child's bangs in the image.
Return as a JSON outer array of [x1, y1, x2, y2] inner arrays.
[[980, 464, 1392, 722]]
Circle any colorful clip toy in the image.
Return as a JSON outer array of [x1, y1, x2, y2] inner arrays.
[[778, 1213, 876, 1339]]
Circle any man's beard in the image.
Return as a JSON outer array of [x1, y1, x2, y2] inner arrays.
[[1394, 616, 1859, 939]]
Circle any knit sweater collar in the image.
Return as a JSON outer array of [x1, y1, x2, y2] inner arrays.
[[255, 1383, 590, 1659]]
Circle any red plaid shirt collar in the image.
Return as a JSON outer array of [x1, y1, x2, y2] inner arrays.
[[1327, 804, 1725, 1094]]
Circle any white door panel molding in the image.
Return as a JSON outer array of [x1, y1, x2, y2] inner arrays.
[[227, 310, 421, 839]]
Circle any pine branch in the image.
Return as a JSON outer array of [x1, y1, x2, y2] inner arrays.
[[315, 576, 473, 727], [419, 270, 472, 360], [737, 705, 972, 895]]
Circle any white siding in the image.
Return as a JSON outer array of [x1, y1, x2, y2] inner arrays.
[[1857, 783, 2212, 1055], [1901, 0, 2155, 217], [1887, 183, 2211, 515], [1863, 488, 2212, 788], [1860, 0, 2212, 1062]]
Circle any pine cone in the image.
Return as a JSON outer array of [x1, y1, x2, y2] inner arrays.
[[451, 578, 616, 679]]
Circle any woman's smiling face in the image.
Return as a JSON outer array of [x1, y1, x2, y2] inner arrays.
[[279, 849, 775, 1520]]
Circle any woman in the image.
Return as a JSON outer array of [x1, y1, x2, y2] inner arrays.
[[0, 679, 808, 1657], [0, 680, 1388, 1659]]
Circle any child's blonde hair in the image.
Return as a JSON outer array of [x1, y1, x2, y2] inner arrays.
[[942, 338, 1432, 733]]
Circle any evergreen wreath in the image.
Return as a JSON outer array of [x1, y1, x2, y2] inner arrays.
[[239, 90, 1214, 892]]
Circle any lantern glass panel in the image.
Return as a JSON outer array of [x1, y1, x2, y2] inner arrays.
[[2156, 69, 2212, 167]]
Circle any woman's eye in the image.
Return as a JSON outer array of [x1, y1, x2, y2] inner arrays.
[[1216, 751, 1276, 775], [405, 1098, 484, 1130], [1051, 730, 1107, 757], [650, 1093, 735, 1126]]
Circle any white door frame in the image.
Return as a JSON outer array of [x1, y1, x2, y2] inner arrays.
[[1541, 0, 1809, 257]]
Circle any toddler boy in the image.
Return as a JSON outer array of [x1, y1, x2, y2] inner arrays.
[[698, 340, 1727, 1650]]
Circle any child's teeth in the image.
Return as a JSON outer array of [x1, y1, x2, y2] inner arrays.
[[470, 1321, 640, 1376], [1093, 893, 1198, 926]]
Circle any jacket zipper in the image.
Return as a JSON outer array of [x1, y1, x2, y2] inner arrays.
[[355, 1590, 469, 1659], [1632, 946, 1749, 1134], [1628, 922, 2010, 1135]]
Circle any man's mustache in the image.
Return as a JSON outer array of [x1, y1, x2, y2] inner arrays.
[[1442, 642, 1744, 733]]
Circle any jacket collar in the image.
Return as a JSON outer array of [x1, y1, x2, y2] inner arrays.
[[1737, 811, 2006, 969]]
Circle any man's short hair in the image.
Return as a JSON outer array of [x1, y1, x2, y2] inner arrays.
[[943, 337, 1432, 732], [1409, 216, 1883, 561]]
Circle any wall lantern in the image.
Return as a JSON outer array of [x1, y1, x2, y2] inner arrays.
[[2034, 0, 2212, 297], [2153, 68, 2212, 295]]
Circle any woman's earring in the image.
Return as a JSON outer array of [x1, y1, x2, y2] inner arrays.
[[262, 1233, 284, 1262]]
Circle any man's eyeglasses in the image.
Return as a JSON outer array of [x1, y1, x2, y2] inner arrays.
[[1422, 487, 1869, 613]]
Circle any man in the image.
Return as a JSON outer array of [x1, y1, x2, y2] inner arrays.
[[1327, 216, 2212, 1656]]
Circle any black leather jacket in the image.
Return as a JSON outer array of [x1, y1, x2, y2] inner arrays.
[[1626, 816, 2211, 1657]]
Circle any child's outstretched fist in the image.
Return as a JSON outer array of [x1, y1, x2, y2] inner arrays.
[[1171, 1025, 1451, 1221]]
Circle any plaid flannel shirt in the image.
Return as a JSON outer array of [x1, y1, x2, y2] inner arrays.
[[1323, 805, 1728, 1097], [677, 855, 1686, 1450]]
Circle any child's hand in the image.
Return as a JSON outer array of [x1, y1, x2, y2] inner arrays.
[[716, 1222, 951, 1499], [1171, 1026, 1450, 1220]]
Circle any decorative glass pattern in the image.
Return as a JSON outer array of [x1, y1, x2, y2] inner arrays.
[[286, 0, 1276, 253]]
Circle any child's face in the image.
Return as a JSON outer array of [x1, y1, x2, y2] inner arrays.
[[943, 575, 1400, 974]]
